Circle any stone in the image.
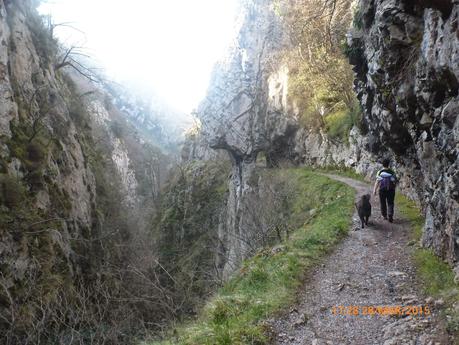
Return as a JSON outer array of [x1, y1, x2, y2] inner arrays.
[[271, 244, 285, 255], [453, 266, 459, 284], [434, 299, 444, 306], [401, 295, 417, 302], [419, 113, 433, 127], [388, 271, 407, 278], [293, 313, 307, 327]]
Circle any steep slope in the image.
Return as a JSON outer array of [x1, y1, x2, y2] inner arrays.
[[0, 1, 178, 343], [151, 160, 231, 316], [151, 169, 355, 345], [194, 0, 298, 279]]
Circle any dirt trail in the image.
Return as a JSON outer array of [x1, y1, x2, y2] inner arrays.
[[270, 174, 450, 345]]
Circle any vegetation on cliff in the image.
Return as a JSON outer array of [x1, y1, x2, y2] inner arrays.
[[150, 160, 231, 319], [278, 0, 362, 141], [1, 2, 174, 343], [152, 170, 355, 345]]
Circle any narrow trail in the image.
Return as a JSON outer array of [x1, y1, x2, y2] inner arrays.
[[270, 175, 450, 345]]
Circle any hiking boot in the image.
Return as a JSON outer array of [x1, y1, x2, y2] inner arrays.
[[382, 215, 387, 220], [388, 216, 393, 223]]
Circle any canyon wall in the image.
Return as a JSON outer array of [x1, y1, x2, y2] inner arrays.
[[195, 0, 298, 278], [0, 1, 176, 342], [348, 0, 459, 265]]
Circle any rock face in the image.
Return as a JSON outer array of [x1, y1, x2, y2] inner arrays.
[[348, 0, 459, 264], [0, 1, 176, 341], [196, 0, 298, 278]]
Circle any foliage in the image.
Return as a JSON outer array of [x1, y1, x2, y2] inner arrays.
[[150, 169, 355, 345], [353, 7, 364, 30], [281, 0, 357, 140], [8, 119, 51, 191], [323, 99, 362, 142]]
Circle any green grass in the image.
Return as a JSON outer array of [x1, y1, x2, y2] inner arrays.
[[323, 102, 362, 143], [313, 166, 367, 182], [396, 193, 459, 339], [324, 109, 354, 142], [148, 169, 355, 345]]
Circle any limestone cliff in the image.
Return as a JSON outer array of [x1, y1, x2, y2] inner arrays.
[[194, 0, 299, 278], [0, 0, 176, 342], [348, 0, 459, 265]]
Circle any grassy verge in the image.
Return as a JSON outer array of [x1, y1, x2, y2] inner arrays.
[[148, 169, 355, 345], [396, 193, 459, 341], [313, 166, 367, 182]]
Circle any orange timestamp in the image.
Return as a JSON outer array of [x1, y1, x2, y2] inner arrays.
[[331, 305, 431, 316]]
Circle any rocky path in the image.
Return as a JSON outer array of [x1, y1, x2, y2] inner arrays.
[[270, 175, 450, 345]]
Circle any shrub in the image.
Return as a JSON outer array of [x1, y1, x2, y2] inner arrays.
[[68, 97, 90, 128], [110, 121, 124, 138], [324, 99, 362, 142], [324, 109, 353, 141]]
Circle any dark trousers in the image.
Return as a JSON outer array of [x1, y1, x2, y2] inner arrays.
[[379, 189, 395, 218]]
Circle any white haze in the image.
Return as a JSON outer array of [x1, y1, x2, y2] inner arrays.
[[39, 0, 239, 113]]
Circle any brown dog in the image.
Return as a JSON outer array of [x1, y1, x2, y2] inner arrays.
[[355, 194, 371, 228]]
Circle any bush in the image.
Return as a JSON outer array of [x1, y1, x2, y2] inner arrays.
[[68, 97, 90, 128], [282, 0, 356, 132], [324, 109, 353, 140], [110, 121, 124, 138], [353, 8, 364, 30], [324, 100, 362, 142]]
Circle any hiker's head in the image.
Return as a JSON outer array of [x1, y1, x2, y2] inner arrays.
[[382, 158, 391, 168]]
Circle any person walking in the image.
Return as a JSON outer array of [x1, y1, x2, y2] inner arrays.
[[373, 158, 397, 223]]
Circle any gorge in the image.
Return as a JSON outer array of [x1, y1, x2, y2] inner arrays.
[[0, 0, 458, 344]]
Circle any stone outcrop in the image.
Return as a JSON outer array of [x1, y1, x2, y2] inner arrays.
[[0, 1, 176, 341], [348, 0, 459, 264], [196, 0, 298, 278]]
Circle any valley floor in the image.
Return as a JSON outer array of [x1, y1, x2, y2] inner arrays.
[[270, 175, 451, 345]]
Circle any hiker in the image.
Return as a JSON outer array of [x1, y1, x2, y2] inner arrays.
[[373, 158, 397, 223]]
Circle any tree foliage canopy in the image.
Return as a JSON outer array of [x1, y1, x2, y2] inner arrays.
[[278, 0, 360, 137]]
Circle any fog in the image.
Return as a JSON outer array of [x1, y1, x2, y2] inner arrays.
[[39, 0, 239, 113]]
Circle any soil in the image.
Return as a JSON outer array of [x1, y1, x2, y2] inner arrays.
[[269, 175, 451, 345]]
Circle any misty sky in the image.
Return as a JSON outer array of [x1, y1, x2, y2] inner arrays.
[[39, 0, 239, 113]]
